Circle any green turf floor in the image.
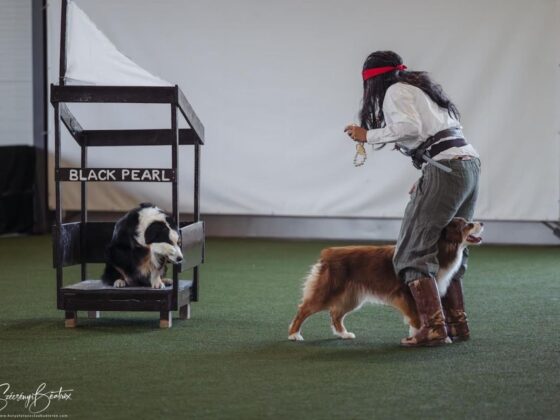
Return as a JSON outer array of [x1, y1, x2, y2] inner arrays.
[[0, 235, 559, 419]]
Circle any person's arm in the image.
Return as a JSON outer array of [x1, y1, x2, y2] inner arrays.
[[366, 84, 422, 148]]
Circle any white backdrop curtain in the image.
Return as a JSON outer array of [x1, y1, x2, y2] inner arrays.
[[48, 0, 560, 221]]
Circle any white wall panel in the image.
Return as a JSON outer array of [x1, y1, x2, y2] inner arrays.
[[0, 0, 32, 146]]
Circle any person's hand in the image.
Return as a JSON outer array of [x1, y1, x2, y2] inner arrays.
[[344, 124, 367, 142]]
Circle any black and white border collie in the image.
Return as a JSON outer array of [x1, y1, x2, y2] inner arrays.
[[101, 203, 183, 289]]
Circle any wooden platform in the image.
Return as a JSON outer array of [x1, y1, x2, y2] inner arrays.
[[62, 279, 192, 293], [61, 280, 192, 328]]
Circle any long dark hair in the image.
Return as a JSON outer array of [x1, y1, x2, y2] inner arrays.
[[359, 51, 460, 131]]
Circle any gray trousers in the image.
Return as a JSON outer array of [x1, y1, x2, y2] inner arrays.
[[393, 158, 481, 283]]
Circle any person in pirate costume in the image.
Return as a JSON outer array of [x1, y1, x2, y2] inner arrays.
[[344, 50, 481, 347]]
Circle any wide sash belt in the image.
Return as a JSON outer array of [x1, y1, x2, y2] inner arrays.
[[410, 127, 466, 169], [427, 138, 467, 159]]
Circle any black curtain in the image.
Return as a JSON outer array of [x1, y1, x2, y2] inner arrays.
[[0, 146, 36, 234]]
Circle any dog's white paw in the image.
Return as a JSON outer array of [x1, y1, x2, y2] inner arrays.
[[288, 333, 304, 341], [113, 279, 126, 288], [161, 278, 173, 286], [332, 326, 356, 340], [151, 279, 166, 289], [444, 337, 453, 344], [339, 332, 356, 340]]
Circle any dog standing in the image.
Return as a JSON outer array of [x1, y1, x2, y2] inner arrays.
[[101, 203, 183, 289], [288, 218, 483, 342]]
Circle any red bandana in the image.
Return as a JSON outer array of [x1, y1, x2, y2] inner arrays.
[[362, 64, 407, 81]]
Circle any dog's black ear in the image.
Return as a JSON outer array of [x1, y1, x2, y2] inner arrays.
[[139, 202, 154, 208], [443, 218, 465, 243], [145, 221, 171, 244]]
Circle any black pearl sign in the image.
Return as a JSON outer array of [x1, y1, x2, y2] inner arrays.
[[56, 168, 176, 182]]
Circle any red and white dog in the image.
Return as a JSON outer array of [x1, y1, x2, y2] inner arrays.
[[288, 217, 483, 341]]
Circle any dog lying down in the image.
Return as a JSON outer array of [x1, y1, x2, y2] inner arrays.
[[288, 217, 483, 341], [101, 203, 183, 289]]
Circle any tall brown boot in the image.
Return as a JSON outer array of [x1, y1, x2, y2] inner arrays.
[[401, 277, 449, 347], [441, 278, 470, 341]]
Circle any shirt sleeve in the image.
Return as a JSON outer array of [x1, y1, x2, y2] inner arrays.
[[366, 84, 423, 148]]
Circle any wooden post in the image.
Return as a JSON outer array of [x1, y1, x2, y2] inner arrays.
[[59, 0, 68, 86], [159, 311, 172, 328], [32, 0, 49, 234], [64, 311, 77, 328], [55, 0, 68, 311], [54, 102, 63, 308], [171, 92, 179, 309], [192, 139, 201, 302], [179, 304, 191, 320], [80, 131, 88, 281]]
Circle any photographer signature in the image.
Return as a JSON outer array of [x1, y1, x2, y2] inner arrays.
[[0, 383, 73, 414]]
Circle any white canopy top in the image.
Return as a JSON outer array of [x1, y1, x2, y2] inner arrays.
[[64, 1, 171, 86]]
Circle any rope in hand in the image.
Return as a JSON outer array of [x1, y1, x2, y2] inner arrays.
[[346, 124, 368, 167], [353, 142, 367, 167], [346, 124, 408, 167]]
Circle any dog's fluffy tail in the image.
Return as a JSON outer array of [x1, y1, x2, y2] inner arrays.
[[301, 261, 323, 302], [300, 258, 342, 308]]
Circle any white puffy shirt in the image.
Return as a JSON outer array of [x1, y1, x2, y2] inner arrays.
[[366, 82, 479, 161]]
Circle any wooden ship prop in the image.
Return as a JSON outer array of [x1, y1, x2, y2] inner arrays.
[[51, 0, 205, 328]]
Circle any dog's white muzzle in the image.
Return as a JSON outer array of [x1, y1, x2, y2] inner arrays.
[[151, 243, 184, 264], [466, 222, 484, 245]]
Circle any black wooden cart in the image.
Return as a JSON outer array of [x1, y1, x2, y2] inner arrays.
[[51, 0, 205, 328]]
